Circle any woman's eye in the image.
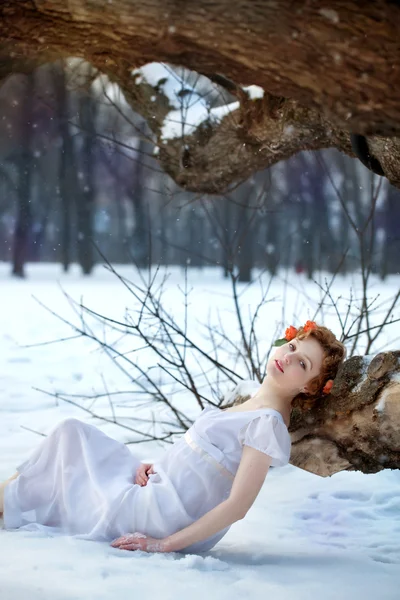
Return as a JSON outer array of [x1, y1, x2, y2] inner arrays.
[[300, 361, 306, 370], [289, 343, 295, 350]]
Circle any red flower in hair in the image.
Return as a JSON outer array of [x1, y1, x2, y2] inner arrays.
[[303, 320, 317, 333], [323, 379, 334, 395], [285, 326, 298, 341]]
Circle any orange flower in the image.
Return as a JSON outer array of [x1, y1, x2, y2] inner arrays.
[[303, 320, 317, 333], [285, 325, 298, 341], [323, 379, 334, 395]]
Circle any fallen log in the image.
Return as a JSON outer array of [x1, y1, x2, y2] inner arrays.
[[223, 351, 400, 477]]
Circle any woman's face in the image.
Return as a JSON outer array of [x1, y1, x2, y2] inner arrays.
[[266, 336, 325, 395]]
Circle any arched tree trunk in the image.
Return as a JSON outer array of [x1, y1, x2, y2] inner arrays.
[[1, 2, 400, 193], [225, 352, 400, 477]]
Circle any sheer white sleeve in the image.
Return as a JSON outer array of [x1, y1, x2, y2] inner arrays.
[[238, 414, 291, 467]]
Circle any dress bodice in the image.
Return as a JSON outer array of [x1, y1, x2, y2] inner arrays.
[[189, 405, 292, 477]]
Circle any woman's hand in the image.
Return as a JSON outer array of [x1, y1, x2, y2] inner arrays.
[[134, 463, 154, 486], [110, 533, 167, 553]]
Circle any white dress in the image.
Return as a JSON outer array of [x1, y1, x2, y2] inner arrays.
[[3, 405, 291, 553]]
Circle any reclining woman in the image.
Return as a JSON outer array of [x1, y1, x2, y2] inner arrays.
[[0, 321, 346, 554]]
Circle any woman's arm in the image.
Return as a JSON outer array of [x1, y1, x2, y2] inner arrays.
[[111, 446, 272, 553], [163, 445, 272, 552]]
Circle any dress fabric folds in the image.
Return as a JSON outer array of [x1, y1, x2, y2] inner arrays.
[[4, 405, 291, 553]]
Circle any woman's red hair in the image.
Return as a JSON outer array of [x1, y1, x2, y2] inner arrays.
[[291, 324, 346, 411]]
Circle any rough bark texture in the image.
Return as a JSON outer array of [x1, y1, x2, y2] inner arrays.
[[1, 1, 400, 192], [225, 352, 400, 477]]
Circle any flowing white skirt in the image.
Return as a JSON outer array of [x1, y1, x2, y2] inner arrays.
[[3, 419, 196, 544]]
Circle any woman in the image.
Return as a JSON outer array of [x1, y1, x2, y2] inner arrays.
[[0, 321, 346, 554]]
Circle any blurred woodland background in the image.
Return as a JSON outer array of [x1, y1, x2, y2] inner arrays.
[[1, 60, 400, 281]]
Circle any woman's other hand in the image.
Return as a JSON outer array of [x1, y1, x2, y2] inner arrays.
[[134, 463, 154, 486], [111, 532, 167, 553]]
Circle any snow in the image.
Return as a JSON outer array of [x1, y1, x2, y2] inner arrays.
[[319, 8, 340, 24], [130, 62, 264, 141], [243, 85, 264, 100], [222, 380, 261, 405], [0, 263, 399, 599], [160, 86, 265, 141], [374, 392, 387, 413], [161, 100, 239, 141], [131, 62, 215, 141], [132, 63, 203, 112]]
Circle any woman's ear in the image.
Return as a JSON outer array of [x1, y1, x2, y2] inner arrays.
[[300, 385, 308, 394]]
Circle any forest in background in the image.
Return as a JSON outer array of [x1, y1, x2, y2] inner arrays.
[[1, 60, 400, 282]]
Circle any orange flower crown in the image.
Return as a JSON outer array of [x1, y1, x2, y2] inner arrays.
[[273, 320, 334, 395]]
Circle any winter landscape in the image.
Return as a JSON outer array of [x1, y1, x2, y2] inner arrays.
[[0, 264, 399, 599], [2, 2, 400, 599]]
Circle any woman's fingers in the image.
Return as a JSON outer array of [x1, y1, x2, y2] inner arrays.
[[111, 534, 137, 547], [134, 463, 156, 486], [111, 533, 148, 551], [133, 463, 156, 485], [118, 544, 140, 551], [136, 476, 148, 486], [135, 464, 151, 486]]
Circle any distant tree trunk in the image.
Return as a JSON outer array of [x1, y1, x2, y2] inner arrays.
[[235, 185, 254, 283], [309, 156, 336, 273], [333, 153, 352, 275], [30, 177, 51, 261], [297, 156, 318, 279], [127, 134, 150, 269], [76, 74, 96, 275], [292, 158, 314, 279], [12, 72, 35, 278], [53, 60, 75, 272], [115, 178, 128, 263], [380, 184, 400, 279], [237, 234, 253, 281], [303, 206, 314, 279], [187, 207, 203, 267], [158, 199, 169, 265], [282, 154, 312, 277], [265, 199, 279, 276], [98, 146, 129, 263], [221, 198, 233, 278]]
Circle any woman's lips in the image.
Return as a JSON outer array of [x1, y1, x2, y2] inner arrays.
[[275, 360, 284, 373]]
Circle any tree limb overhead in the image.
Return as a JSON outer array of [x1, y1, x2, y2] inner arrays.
[[1, 1, 400, 192]]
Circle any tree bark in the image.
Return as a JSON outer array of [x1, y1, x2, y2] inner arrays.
[[225, 352, 400, 477], [1, 1, 400, 193]]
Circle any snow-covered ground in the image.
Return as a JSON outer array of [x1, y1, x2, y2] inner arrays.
[[0, 263, 399, 600]]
